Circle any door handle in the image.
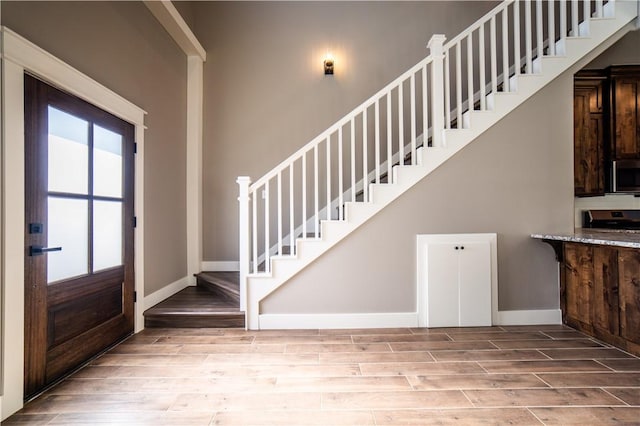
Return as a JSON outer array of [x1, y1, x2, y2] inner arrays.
[[29, 245, 62, 256]]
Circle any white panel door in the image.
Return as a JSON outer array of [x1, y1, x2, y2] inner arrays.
[[426, 242, 460, 327], [458, 241, 492, 326]]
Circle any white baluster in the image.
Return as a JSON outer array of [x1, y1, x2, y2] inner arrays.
[[422, 64, 429, 146], [363, 108, 368, 202], [264, 182, 270, 273], [560, 0, 567, 43], [548, 0, 556, 56], [491, 16, 498, 92], [571, 0, 579, 36], [536, 0, 543, 61], [514, 1, 521, 75], [455, 41, 462, 127], [375, 99, 380, 182], [479, 24, 486, 110], [428, 34, 446, 147], [277, 171, 282, 256], [289, 163, 294, 254], [502, 10, 509, 92], [302, 151, 307, 238], [444, 52, 451, 129], [314, 144, 319, 237], [338, 127, 343, 219], [525, 0, 532, 73], [326, 136, 331, 221], [398, 84, 404, 161], [582, 0, 590, 36], [252, 186, 257, 274], [596, 0, 603, 18], [410, 74, 417, 163], [387, 92, 392, 181], [467, 33, 474, 114], [237, 176, 251, 311], [350, 119, 356, 202]]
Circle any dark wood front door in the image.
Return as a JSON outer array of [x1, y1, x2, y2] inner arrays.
[[24, 74, 135, 399]]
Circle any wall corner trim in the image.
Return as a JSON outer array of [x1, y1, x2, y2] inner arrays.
[[143, 1, 206, 61], [186, 57, 204, 280]]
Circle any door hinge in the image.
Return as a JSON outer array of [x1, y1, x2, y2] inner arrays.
[[133, 216, 137, 228], [134, 142, 138, 154], [134, 291, 137, 303]]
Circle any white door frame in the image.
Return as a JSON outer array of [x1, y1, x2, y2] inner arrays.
[[0, 27, 146, 419]]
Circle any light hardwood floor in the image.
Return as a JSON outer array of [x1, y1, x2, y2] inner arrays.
[[5, 325, 640, 425]]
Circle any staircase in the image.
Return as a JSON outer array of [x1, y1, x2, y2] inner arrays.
[[143, 272, 244, 328], [237, 0, 639, 330]]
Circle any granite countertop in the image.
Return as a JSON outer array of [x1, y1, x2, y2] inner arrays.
[[531, 229, 640, 249]]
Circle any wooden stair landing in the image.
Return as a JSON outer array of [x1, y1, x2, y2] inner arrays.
[[143, 272, 244, 328]]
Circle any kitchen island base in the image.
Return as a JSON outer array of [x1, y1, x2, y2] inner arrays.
[[534, 232, 640, 357]]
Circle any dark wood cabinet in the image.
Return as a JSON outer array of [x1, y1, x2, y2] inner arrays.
[[573, 65, 640, 196], [592, 245, 619, 335], [563, 243, 593, 326], [574, 71, 606, 196], [561, 242, 640, 356], [610, 66, 640, 160], [618, 247, 640, 345]]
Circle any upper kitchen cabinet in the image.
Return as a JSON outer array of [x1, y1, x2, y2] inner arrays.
[[574, 70, 607, 197], [609, 65, 640, 160]]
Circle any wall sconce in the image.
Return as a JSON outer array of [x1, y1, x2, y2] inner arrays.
[[324, 54, 334, 75]]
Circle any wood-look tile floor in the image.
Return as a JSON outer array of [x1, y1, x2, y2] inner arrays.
[[5, 325, 640, 425]]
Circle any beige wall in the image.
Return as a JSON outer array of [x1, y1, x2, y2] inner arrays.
[[585, 30, 640, 68], [1, 1, 189, 295], [262, 72, 575, 313], [193, 1, 498, 261]]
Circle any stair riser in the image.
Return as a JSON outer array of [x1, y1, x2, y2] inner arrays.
[[197, 277, 240, 303], [145, 314, 245, 328]]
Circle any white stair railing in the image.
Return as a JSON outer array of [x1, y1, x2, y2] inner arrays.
[[237, 0, 617, 309]]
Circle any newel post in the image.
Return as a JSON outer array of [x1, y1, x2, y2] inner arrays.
[[428, 34, 447, 147], [237, 176, 251, 313]]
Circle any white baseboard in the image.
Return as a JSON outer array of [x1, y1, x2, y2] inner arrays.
[[143, 275, 192, 311], [258, 312, 419, 329], [201, 261, 239, 271], [258, 310, 561, 329], [496, 309, 562, 326]]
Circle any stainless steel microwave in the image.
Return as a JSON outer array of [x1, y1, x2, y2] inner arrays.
[[612, 160, 640, 193]]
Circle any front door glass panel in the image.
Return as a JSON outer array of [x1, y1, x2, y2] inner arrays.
[[47, 197, 88, 283], [93, 124, 123, 198], [48, 106, 89, 194], [93, 200, 123, 271]]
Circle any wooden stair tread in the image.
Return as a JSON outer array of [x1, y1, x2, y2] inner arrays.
[[144, 287, 244, 328]]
